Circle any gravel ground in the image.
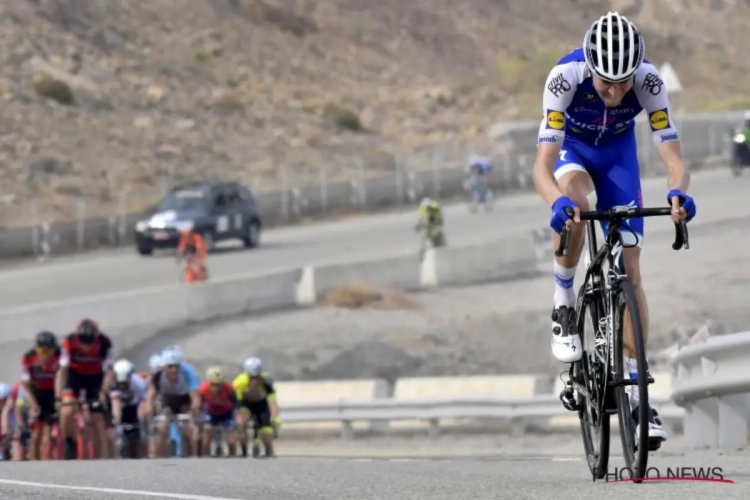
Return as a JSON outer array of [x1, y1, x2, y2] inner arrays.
[[127, 218, 750, 380]]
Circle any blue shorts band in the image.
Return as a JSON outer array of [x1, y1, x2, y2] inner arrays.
[[553, 132, 643, 246]]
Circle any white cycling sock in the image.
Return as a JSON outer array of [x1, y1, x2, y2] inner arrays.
[[553, 260, 577, 308], [625, 357, 640, 410]]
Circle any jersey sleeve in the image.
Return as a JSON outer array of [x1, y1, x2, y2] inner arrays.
[[59, 335, 71, 367], [633, 63, 679, 144], [150, 371, 161, 392], [181, 364, 199, 391], [538, 63, 580, 146], [263, 376, 276, 401], [100, 335, 114, 371], [20, 353, 32, 382]]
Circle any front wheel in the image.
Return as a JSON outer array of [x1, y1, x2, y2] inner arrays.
[[574, 283, 610, 479], [613, 279, 650, 483]]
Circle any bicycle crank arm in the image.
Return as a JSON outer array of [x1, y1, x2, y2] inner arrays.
[[610, 375, 654, 388]]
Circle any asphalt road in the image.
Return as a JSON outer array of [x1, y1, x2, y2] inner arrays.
[[0, 452, 746, 499], [0, 169, 746, 309]]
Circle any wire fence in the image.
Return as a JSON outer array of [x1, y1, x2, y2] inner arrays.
[[0, 111, 741, 259]]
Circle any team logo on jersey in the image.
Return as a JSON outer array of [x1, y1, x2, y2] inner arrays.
[[547, 73, 571, 97], [649, 108, 669, 131], [545, 110, 565, 130], [583, 92, 598, 103]]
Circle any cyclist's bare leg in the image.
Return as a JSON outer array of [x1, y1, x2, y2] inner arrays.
[[59, 401, 77, 453], [90, 413, 106, 459], [553, 170, 595, 269], [180, 422, 195, 457], [157, 420, 169, 457], [548, 170, 596, 362], [236, 411, 249, 451], [29, 425, 42, 460], [621, 247, 649, 357]]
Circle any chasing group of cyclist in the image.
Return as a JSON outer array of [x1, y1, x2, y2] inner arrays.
[[0, 319, 280, 461]]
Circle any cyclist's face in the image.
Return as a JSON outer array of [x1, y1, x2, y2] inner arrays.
[[35, 346, 54, 359], [593, 75, 633, 107], [165, 364, 179, 379]]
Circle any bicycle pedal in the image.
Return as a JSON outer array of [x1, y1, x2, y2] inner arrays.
[[559, 386, 579, 412]]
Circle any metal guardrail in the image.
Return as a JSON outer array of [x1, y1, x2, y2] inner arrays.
[[0, 111, 741, 260], [669, 331, 750, 450], [280, 394, 683, 440]]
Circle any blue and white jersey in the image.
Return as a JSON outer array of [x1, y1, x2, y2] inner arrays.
[[152, 362, 199, 397], [537, 48, 679, 147]]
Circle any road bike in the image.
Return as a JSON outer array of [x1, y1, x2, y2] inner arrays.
[[555, 205, 689, 483]]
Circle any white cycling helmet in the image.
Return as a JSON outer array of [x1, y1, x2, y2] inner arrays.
[[163, 345, 183, 359], [161, 347, 183, 366], [148, 353, 163, 372], [113, 359, 134, 383], [583, 11, 644, 83], [0, 382, 10, 399], [243, 357, 263, 377]]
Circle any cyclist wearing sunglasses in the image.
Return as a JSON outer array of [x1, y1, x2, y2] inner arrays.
[[144, 346, 200, 457], [19, 331, 60, 460], [532, 11, 695, 449]]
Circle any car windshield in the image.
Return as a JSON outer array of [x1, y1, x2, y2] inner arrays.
[[155, 189, 209, 212]]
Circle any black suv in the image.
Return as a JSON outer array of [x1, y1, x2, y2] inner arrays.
[[134, 181, 262, 256]]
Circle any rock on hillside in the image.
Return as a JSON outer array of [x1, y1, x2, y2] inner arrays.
[[0, 0, 748, 224]]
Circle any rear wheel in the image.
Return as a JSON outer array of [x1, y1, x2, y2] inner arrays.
[[574, 282, 610, 479], [613, 279, 650, 483]]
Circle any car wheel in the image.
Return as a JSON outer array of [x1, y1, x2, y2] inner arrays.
[[243, 220, 260, 248], [137, 243, 153, 256]]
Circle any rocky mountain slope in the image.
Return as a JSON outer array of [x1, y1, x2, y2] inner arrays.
[[1, 0, 748, 223]]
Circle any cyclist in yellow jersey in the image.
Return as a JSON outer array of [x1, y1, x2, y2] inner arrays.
[[232, 357, 280, 458], [415, 197, 445, 251]]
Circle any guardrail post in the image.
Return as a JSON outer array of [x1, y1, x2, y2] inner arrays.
[[340, 420, 354, 440], [427, 418, 439, 438], [511, 418, 527, 438], [718, 394, 750, 449], [684, 397, 719, 449]]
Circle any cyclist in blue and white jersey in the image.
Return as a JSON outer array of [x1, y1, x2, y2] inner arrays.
[[144, 346, 200, 457], [532, 12, 696, 447]]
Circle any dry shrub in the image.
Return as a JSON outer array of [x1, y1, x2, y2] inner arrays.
[[33, 73, 75, 105], [323, 103, 361, 131], [323, 282, 423, 310]]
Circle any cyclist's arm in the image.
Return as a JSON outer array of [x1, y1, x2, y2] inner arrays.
[[263, 378, 278, 418], [532, 62, 579, 206], [110, 393, 123, 423], [231, 376, 245, 402], [56, 338, 71, 400], [19, 356, 39, 409], [0, 397, 11, 434], [100, 337, 115, 399], [182, 365, 201, 412], [633, 63, 690, 192]]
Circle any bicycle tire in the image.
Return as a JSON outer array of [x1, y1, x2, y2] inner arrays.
[[574, 283, 610, 479], [612, 279, 650, 483]]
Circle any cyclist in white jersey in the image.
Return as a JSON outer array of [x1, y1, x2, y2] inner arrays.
[[532, 12, 696, 448]]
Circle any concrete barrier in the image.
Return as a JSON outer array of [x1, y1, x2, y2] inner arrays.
[[278, 378, 390, 432], [299, 253, 422, 303], [0, 232, 541, 379], [0, 268, 304, 379], [421, 233, 539, 287]]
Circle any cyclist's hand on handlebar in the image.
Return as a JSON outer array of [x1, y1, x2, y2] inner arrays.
[[550, 195, 580, 233], [667, 189, 696, 223]]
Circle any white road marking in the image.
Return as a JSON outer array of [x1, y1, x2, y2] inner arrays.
[[0, 478, 245, 500]]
